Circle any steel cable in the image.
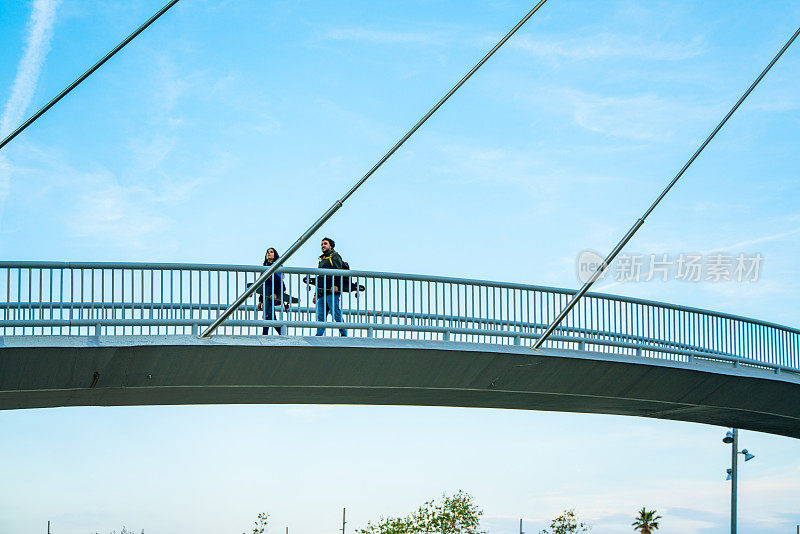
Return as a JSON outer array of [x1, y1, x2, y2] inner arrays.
[[201, 0, 551, 337], [0, 0, 182, 151], [533, 24, 800, 350]]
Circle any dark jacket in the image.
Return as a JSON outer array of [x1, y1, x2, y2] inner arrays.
[[258, 261, 285, 302], [317, 250, 344, 296]]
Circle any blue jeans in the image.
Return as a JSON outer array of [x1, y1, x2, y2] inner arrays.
[[261, 300, 282, 335], [316, 294, 346, 336]]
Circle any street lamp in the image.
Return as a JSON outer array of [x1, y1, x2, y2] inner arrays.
[[723, 428, 756, 534]]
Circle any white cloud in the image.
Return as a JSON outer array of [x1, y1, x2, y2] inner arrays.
[[0, 0, 60, 139], [432, 142, 562, 204], [0, 157, 11, 223], [565, 89, 705, 141], [66, 169, 169, 248], [512, 82, 717, 143], [717, 226, 800, 251], [0, 0, 60, 228], [321, 28, 444, 47], [518, 466, 800, 534], [511, 33, 705, 63]]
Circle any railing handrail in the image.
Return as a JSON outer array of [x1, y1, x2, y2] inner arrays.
[[1, 261, 797, 335], [1, 317, 796, 376], [0, 310, 744, 360]]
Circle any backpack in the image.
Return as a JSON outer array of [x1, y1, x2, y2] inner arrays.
[[340, 260, 366, 294], [340, 260, 352, 291]]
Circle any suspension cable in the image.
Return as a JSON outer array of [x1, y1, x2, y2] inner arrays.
[[533, 24, 800, 350], [0, 0, 182, 151], [200, 0, 551, 338]]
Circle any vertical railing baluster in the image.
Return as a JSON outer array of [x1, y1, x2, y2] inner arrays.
[[370, 275, 376, 337], [4, 263, 797, 370], [471, 284, 476, 344], [525, 289, 530, 343], [37, 267, 43, 336], [406, 278, 411, 339], [160, 269, 165, 336], [27, 267, 32, 336], [178, 270, 183, 335], [129, 268, 134, 334]]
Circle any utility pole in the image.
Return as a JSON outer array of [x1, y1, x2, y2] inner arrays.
[[341, 507, 346, 534], [47, 521, 50, 534], [722, 428, 756, 534], [519, 518, 524, 534], [730, 428, 738, 534]]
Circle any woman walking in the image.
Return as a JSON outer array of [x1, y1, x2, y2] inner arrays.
[[258, 247, 287, 335]]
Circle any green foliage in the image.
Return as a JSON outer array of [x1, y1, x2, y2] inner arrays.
[[244, 512, 270, 534], [539, 509, 590, 534], [90, 527, 143, 534], [632, 508, 661, 533], [357, 490, 485, 534], [359, 515, 415, 534]]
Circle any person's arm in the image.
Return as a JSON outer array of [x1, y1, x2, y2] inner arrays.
[[328, 252, 342, 292], [270, 272, 281, 300]]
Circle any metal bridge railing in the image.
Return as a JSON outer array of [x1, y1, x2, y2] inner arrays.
[[1, 262, 798, 374]]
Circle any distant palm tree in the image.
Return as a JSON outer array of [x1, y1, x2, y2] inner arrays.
[[632, 508, 661, 533]]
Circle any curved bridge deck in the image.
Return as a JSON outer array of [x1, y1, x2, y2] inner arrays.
[[2, 335, 799, 438], [1, 262, 799, 437]]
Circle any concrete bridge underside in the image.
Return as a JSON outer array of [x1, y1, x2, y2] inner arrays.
[[1, 336, 799, 438]]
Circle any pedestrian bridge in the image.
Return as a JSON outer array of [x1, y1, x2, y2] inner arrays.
[[1, 262, 799, 438]]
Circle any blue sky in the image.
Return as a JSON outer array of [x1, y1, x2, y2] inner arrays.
[[1, 0, 799, 533]]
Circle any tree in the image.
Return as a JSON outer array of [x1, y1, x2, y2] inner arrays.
[[357, 490, 485, 534], [90, 526, 144, 534], [358, 515, 414, 534], [244, 512, 269, 534], [539, 509, 590, 534], [632, 508, 661, 533]]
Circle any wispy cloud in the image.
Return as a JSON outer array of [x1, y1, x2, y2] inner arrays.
[[510, 33, 705, 63], [322, 23, 707, 64], [512, 82, 716, 143], [717, 226, 800, 252], [592, 224, 800, 295], [524, 467, 800, 534], [66, 169, 168, 247], [320, 27, 444, 47], [564, 89, 707, 141], [0, 0, 60, 139], [0, 156, 11, 222], [0, 0, 60, 228]]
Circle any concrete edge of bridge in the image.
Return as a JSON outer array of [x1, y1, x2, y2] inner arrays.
[[1, 335, 799, 439], [2, 334, 798, 385]]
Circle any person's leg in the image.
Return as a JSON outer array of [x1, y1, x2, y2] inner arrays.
[[333, 294, 346, 337], [263, 302, 274, 335], [274, 309, 283, 335], [315, 295, 326, 336], [270, 303, 284, 335]]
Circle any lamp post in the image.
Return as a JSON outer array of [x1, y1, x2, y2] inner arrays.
[[723, 428, 756, 534]]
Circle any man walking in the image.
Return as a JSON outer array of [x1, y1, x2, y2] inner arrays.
[[315, 237, 347, 336]]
